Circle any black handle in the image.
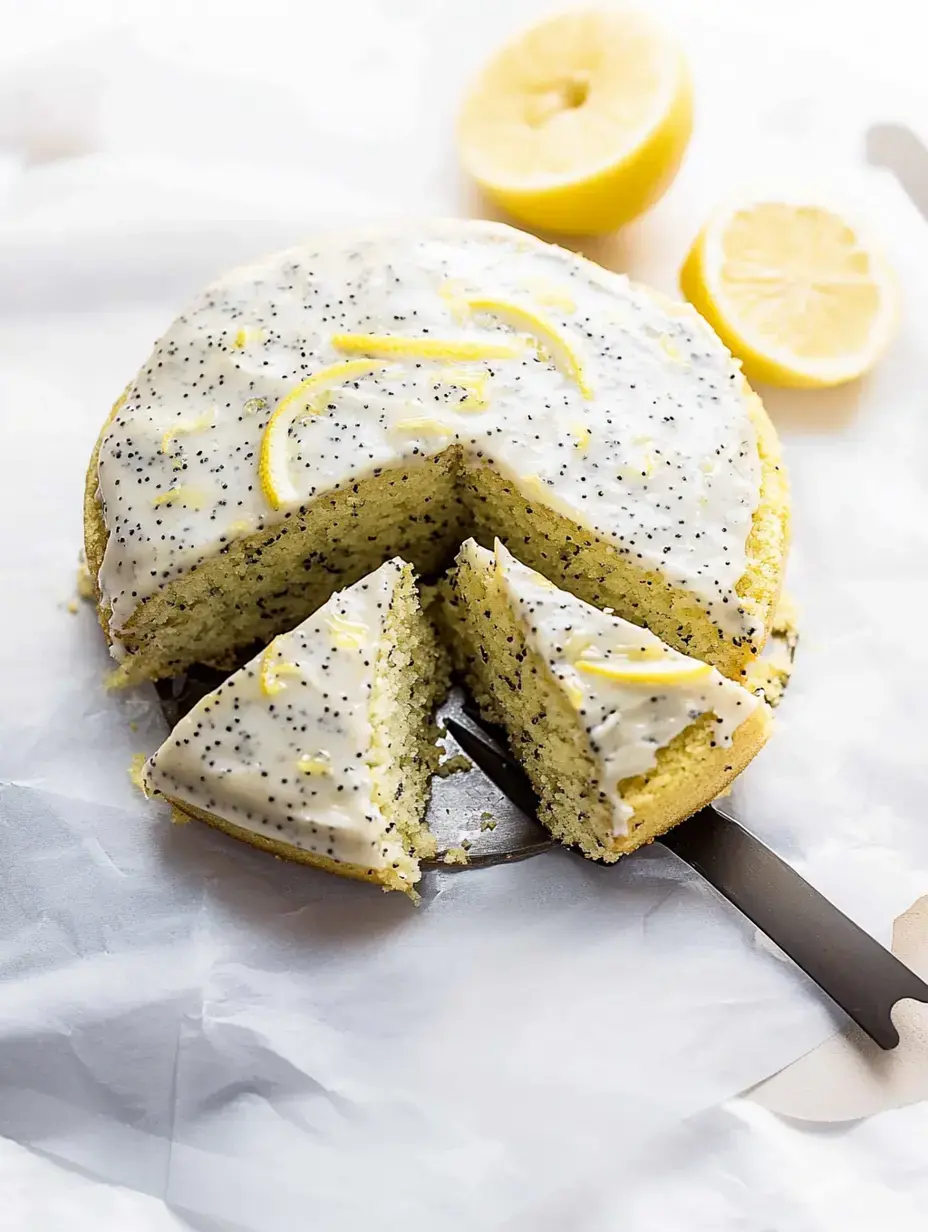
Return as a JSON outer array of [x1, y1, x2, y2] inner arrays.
[[447, 712, 928, 1051], [663, 809, 928, 1050]]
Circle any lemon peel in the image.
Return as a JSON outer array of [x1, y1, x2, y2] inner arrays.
[[568, 420, 591, 452], [258, 642, 303, 697], [259, 359, 392, 510], [462, 297, 592, 397], [331, 333, 523, 362], [151, 486, 208, 510], [575, 657, 712, 686], [296, 752, 332, 776], [435, 367, 491, 412], [326, 612, 368, 649], [392, 417, 456, 438]]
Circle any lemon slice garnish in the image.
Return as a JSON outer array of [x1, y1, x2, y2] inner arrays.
[[296, 752, 332, 776], [463, 297, 592, 397], [259, 359, 392, 510], [258, 642, 303, 697], [326, 611, 369, 649], [575, 657, 713, 686], [458, 8, 692, 235], [331, 333, 523, 362], [680, 198, 899, 388]]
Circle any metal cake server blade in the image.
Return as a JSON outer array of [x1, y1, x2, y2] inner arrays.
[[439, 712, 928, 1051]]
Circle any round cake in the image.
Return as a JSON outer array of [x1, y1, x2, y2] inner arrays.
[[84, 219, 788, 686]]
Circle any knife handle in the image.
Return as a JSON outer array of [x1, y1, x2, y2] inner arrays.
[[663, 808, 928, 1050]]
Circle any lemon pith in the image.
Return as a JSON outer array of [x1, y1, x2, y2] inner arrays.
[[681, 200, 898, 388], [458, 9, 693, 235]]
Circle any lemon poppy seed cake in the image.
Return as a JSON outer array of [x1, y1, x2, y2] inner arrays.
[[142, 559, 447, 894], [84, 219, 788, 685], [443, 540, 770, 859]]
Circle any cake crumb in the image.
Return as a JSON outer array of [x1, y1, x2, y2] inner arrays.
[[479, 812, 497, 831], [66, 599, 79, 614], [436, 753, 473, 778], [76, 560, 95, 600], [443, 846, 470, 866], [128, 753, 150, 796]]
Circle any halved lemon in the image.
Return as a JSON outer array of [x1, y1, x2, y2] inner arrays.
[[457, 8, 693, 236], [680, 199, 899, 388]]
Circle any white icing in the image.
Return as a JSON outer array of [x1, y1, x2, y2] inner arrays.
[[97, 220, 761, 650], [143, 559, 405, 868], [480, 540, 759, 834]]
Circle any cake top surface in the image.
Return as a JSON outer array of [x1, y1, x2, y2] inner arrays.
[[473, 539, 759, 832], [143, 558, 406, 869], [96, 218, 761, 648]]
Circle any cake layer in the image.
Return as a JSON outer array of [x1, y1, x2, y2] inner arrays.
[[143, 558, 447, 894], [443, 539, 771, 859], [86, 219, 788, 684]]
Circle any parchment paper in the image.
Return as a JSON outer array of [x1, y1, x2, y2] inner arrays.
[[2, 19, 928, 1232]]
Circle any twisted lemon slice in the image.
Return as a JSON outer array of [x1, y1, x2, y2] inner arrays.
[[258, 641, 303, 697], [463, 297, 592, 397], [330, 333, 523, 362], [259, 359, 391, 510], [575, 656, 712, 686]]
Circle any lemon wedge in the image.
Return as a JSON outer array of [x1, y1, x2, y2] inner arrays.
[[331, 333, 523, 362], [680, 199, 899, 388], [458, 8, 693, 235], [575, 656, 712, 686], [259, 359, 391, 510], [463, 297, 592, 397]]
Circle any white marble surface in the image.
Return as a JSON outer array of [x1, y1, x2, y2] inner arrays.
[[2, 2, 928, 1229]]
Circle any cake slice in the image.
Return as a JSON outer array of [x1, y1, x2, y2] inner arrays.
[[143, 559, 447, 895], [442, 539, 771, 860]]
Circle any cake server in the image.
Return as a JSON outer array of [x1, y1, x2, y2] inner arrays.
[[438, 708, 928, 1052]]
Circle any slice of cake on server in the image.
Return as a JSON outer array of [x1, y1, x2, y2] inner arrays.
[[142, 559, 447, 896], [442, 539, 771, 860]]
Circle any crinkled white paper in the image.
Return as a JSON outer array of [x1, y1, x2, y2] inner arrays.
[[2, 8, 928, 1229]]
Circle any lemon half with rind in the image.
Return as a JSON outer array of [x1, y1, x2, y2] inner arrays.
[[458, 8, 693, 236], [681, 199, 899, 388]]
